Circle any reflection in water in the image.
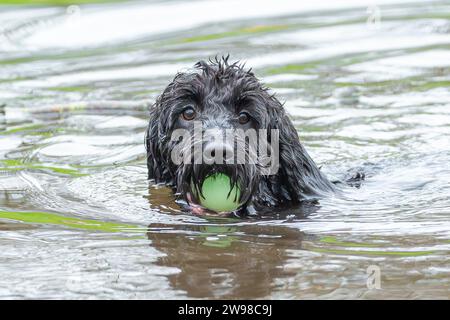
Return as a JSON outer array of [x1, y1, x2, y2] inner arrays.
[[148, 224, 304, 299], [0, 221, 35, 231], [146, 185, 182, 215]]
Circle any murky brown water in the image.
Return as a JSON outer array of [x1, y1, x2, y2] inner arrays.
[[1, 0, 450, 299]]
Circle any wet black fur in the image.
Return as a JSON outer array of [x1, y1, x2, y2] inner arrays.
[[145, 57, 335, 213]]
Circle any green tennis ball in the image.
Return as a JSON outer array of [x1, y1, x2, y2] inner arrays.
[[196, 173, 241, 212]]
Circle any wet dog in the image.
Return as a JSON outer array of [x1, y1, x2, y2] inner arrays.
[[145, 57, 335, 215]]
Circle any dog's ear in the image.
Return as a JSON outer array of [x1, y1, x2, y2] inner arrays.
[[145, 96, 173, 184], [146, 72, 197, 185], [266, 97, 335, 201]]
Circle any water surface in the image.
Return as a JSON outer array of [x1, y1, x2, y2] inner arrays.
[[1, 0, 450, 299]]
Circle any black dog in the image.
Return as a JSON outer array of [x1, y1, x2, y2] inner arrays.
[[145, 57, 335, 215]]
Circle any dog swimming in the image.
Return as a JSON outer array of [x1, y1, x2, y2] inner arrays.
[[145, 56, 336, 216]]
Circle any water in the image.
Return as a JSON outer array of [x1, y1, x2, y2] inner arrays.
[[1, 0, 450, 299]]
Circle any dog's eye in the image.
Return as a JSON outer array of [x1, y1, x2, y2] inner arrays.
[[181, 107, 196, 121], [238, 112, 250, 124]]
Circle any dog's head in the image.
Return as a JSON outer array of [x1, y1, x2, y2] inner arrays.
[[146, 57, 334, 213]]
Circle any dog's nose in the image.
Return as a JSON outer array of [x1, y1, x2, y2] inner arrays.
[[203, 142, 234, 164]]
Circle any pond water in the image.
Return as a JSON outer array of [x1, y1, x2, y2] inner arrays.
[[1, 0, 449, 299]]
